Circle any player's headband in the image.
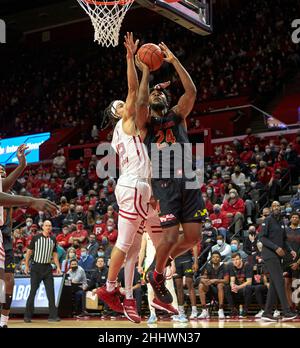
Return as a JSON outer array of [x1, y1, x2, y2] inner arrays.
[[110, 100, 124, 119]]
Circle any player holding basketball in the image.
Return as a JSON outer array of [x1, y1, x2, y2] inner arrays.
[[135, 42, 206, 307], [96, 33, 165, 323]]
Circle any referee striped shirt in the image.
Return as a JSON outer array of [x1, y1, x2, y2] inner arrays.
[[28, 233, 57, 264]]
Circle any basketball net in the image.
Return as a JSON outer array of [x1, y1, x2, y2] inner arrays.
[[77, 0, 134, 47]]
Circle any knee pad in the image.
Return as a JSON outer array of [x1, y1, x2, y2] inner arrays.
[[2, 294, 13, 310]]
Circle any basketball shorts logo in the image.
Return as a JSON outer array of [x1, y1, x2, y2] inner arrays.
[[160, 214, 176, 223], [194, 208, 208, 218]]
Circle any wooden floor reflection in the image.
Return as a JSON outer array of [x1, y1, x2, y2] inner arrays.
[[8, 317, 300, 329]]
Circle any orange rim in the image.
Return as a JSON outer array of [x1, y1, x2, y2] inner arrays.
[[82, 0, 134, 5]]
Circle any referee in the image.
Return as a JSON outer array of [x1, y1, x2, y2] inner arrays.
[[260, 201, 297, 322], [24, 220, 62, 322]]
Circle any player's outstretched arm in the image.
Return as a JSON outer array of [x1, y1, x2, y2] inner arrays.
[[135, 55, 150, 131], [0, 192, 58, 215], [159, 42, 197, 119], [2, 144, 29, 192], [124, 32, 139, 120]]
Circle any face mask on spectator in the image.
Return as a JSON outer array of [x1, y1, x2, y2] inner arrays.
[[254, 147, 259, 152], [81, 252, 87, 258], [207, 189, 213, 195], [77, 192, 83, 197], [229, 192, 236, 199], [212, 179, 218, 185], [286, 148, 291, 153], [251, 168, 257, 174], [98, 251, 105, 257], [217, 240, 223, 246], [93, 184, 98, 190], [107, 226, 113, 232], [44, 187, 49, 192], [204, 222, 211, 229], [26, 221, 32, 227], [231, 244, 238, 252], [286, 207, 292, 213], [69, 252, 76, 258], [265, 149, 271, 154], [250, 182, 256, 188]]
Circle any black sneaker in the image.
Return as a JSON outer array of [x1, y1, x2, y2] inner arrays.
[[261, 313, 277, 322], [145, 257, 173, 283], [24, 317, 32, 323], [281, 312, 298, 322], [48, 317, 61, 322], [0, 325, 8, 328], [148, 271, 173, 304]]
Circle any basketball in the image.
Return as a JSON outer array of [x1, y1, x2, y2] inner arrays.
[[137, 43, 164, 72]]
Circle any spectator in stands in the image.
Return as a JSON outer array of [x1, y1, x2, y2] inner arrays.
[[61, 247, 78, 273], [225, 253, 253, 318], [231, 166, 246, 197], [225, 238, 248, 262], [290, 184, 300, 211], [202, 192, 214, 214], [65, 204, 77, 225], [78, 247, 95, 272], [221, 188, 245, 237], [86, 234, 99, 259], [210, 204, 229, 240], [198, 251, 228, 319], [56, 225, 71, 250], [23, 218, 34, 236], [208, 235, 231, 261], [53, 149, 66, 171], [25, 224, 39, 248], [257, 207, 271, 226], [88, 257, 108, 290], [41, 183, 56, 202], [199, 218, 218, 265], [75, 205, 87, 225], [262, 145, 277, 166], [103, 218, 118, 246], [14, 239, 25, 266], [257, 161, 273, 187], [67, 259, 88, 316], [243, 225, 259, 265], [69, 220, 88, 247], [103, 205, 118, 224]]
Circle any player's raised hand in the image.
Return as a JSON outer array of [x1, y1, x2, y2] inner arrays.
[[159, 42, 176, 64], [135, 54, 149, 72], [17, 144, 30, 167], [30, 198, 59, 216], [124, 32, 139, 58]]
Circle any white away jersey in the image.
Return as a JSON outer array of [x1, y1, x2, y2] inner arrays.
[[111, 119, 151, 187]]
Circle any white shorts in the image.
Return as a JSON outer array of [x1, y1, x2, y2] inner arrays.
[[115, 180, 151, 221]]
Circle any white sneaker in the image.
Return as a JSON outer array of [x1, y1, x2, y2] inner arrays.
[[198, 309, 210, 319], [255, 310, 264, 318], [189, 312, 198, 320], [273, 310, 281, 319], [147, 314, 157, 324], [247, 217, 253, 225], [218, 309, 225, 319], [172, 314, 188, 323]]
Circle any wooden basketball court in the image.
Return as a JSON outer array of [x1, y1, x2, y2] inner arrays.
[[8, 317, 300, 328]]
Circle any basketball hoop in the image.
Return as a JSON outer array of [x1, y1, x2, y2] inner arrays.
[[77, 0, 134, 47]]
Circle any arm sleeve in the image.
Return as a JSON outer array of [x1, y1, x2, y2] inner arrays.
[[260, 219, 279, 251]]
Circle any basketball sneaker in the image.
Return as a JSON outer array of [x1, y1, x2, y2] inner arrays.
[[123, 299, 141, 323], [148, 271, 173, 304], [147, 313, 158, 324], [198, 309, 210, 319], [150, 298, 179, 315], [172, 313, 188, 323], [96, 286, 124, 313], [145, 257, 173, 283]]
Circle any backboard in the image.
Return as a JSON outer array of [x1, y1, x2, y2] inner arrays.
[[135, 0, 212, 35]]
